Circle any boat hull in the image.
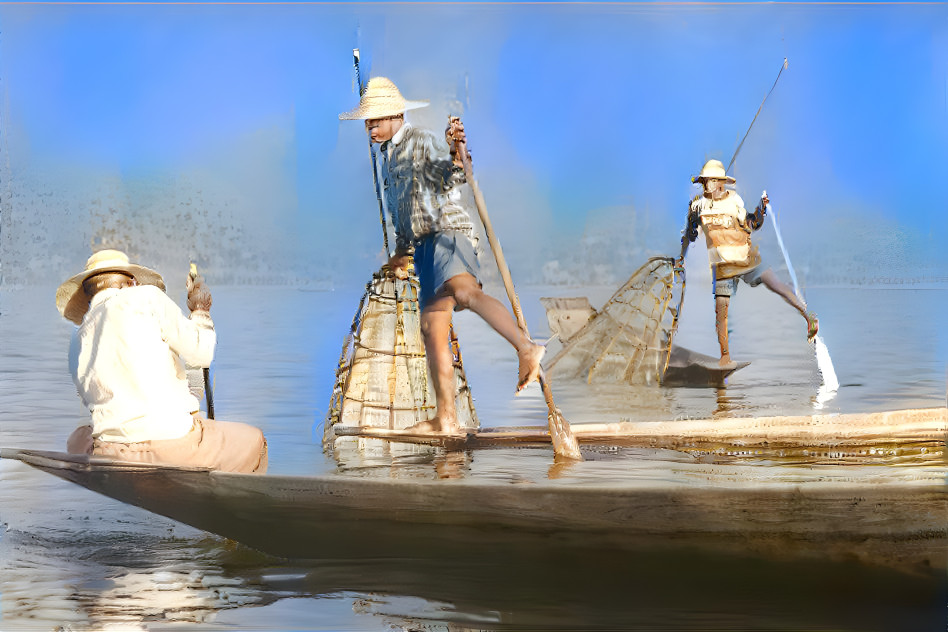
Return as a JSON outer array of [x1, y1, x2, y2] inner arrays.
[[3, 448, 945, 572]]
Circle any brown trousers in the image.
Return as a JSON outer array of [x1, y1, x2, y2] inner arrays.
[[67, 415, 268, 474]]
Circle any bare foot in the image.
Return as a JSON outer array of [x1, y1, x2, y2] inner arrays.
[[517, 342, 546, 392], [718, 355, 738, 370], [406, 418, 460, 435], [805, 311, 819, 342]]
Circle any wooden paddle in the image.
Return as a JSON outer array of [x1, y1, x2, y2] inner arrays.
[[189, 263, 215, 419], [451, 117, 582, 461]]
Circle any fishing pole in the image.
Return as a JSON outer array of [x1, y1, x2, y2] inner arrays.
[[189, 262, 215, 419], [727, 58, 788, 173], [353, 48, 391, 256]]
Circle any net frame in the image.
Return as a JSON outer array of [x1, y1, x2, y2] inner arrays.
[[544, 257, 685, 385]]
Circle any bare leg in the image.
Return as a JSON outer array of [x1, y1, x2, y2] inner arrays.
[[758, 269, 806, 315], [758, 269, 819, 339], [715, 295, 733, 367], [411, 295, 460, 434], [444, 274, 544, 390]]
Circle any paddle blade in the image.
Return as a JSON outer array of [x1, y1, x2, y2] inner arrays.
[[814, 334, 839, 392], [548, 406, 583, 461]]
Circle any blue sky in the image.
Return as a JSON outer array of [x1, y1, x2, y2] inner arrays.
[[0, 2, 945, 287]]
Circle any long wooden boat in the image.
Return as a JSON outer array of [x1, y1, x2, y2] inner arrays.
[[3, 407, 946, 572]]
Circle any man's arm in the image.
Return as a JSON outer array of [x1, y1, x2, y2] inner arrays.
[[746, 192, 769, 231], [416, 124, 465, 192], [154, 282, 216, 368], [678, 199, 701, 267]]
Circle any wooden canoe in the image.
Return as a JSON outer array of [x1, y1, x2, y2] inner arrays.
[[661, 345, 750, 386], [2, 429, 946, 572]]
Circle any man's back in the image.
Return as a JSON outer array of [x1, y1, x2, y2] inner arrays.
[[70, 284, 215, 443]]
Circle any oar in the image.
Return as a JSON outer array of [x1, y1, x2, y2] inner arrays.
[[764, 195, 839, 396], [189, 263, 215, 419], [451, 117, 583, 461]]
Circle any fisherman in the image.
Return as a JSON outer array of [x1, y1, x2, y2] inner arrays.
[[678, 159, 818, 368], [57, 249, 268, 473], [339, 77, 545, 434]]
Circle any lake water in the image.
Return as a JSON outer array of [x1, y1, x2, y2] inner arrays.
[[1, 281, 946, 631]]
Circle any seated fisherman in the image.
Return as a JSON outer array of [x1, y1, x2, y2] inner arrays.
[[679, 160, 818, 368], [57, 249, 267, 473]]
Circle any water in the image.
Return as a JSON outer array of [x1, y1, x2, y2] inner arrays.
[[1, 282, 946, 631]]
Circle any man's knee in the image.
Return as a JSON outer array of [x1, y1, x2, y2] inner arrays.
[[420, 314, 445, 339], [253, 434, 268, 474], [66, 425, 94, 455], [449, 280, 481, 309]]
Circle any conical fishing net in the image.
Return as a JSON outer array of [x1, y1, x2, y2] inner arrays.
[[323, 264, 479, 450], [544, 257, 683, 385]]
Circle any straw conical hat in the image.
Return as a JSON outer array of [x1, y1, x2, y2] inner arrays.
[[692, 159, 736, 184], [56, 249, 165, 325], [339, 77, 429, 121]]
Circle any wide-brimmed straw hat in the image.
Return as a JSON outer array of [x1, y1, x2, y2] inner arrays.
[[56, 249, 165, 325], [692, 159, 736, 184], [338, 77, 429, 121]]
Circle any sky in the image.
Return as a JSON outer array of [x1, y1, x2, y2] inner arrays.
[[0, 2, 945, 289]]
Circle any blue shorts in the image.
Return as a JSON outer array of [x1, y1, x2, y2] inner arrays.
[[714, 263, 766, 297], [414, 232, 481, 309]]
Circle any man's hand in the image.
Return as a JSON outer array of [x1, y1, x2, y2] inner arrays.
[[673, 257, 685, 275], [446, 116, 468, 167], [760, 191, 770, 211], [387, 253, 412, 280], [187, 272, 213, 312]]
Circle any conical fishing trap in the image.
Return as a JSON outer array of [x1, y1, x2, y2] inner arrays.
[[323, 263, 479, 455]]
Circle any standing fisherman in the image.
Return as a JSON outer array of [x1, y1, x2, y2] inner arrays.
[[679, 159, 819, 368], [340, 77, 545, 434]]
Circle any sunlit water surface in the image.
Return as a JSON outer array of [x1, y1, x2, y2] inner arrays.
[[1, 283, 945, 631]]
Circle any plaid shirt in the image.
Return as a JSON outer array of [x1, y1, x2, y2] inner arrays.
[[379, 123, 475, 253]]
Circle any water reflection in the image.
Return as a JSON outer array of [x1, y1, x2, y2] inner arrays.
[[6, 522, 943, 632], [1, 530, 272, 630], [713, 386, 746, 417]]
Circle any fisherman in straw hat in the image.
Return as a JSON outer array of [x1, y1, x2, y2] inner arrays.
[[57, 249, 267, 472], [679, 159, 818, 368], [341, 77, 545, 434]]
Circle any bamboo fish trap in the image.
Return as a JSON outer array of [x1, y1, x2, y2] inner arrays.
[[323, 264, 479, 461], [544, 256, 683, 385]]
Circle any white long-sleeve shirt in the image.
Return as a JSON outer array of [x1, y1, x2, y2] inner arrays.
[[69, 285, 216, 443]]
